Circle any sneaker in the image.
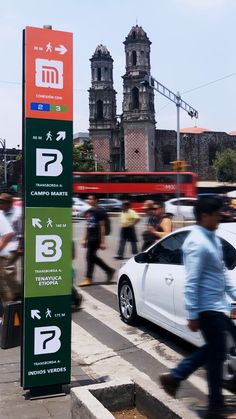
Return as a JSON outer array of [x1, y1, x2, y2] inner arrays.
[[79, 278, 92, 287], [107, 268, 115, 283], [159, 372, 180, 398], [72, 293, 83, 308]]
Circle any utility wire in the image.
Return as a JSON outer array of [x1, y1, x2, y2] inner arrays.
[[182, 71, 236, 95], [156, 71, 236, 114], [0, 80, 86, 92], [1, 70, 236, 105]]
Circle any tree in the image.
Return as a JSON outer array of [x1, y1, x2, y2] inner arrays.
[[213, 149, 236, 182], [7, 153, 22, 185], [73, 139, 103, 172]]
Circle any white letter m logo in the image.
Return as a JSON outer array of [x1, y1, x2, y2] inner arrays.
[[35, 59, 63, 89]]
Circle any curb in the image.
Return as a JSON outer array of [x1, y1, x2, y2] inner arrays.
[[71, 376, 198, 419]]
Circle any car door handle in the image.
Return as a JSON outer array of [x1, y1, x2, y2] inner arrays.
[[165, 275, 174, 285]]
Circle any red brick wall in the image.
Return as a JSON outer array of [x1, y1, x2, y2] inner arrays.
[[92, 135, 110, 171], [124, 123, 155, 171]]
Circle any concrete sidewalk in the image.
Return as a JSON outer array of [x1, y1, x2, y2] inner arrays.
[[0, 343, 95, 419]]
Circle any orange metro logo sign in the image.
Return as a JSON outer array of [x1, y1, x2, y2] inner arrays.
[[24, 26, 73, 121]]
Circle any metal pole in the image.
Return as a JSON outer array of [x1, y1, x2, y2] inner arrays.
[[176, 93, 181, 208], [0, 139, 7, 184], [95, 154, 98, 172], [3, 140, 7, 184], [176, 91, 181, 161]]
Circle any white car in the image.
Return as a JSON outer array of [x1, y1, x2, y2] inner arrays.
[[72, 197, 91, 219], [165, 197, 197, 220], [117, 223, 236, 389], [98, 198, 123, 212]]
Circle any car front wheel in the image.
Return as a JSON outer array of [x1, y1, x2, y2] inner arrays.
[[118, 278, 138, 325], [223, 321, 236, 390]]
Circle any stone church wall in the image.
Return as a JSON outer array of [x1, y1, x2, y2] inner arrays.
[[155, 130, 236, 180]]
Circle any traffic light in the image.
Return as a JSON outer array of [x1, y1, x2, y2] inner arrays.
[[171, 160, 186, 171]]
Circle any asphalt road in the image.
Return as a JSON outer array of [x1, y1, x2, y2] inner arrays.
[[73, 215, 147, 283], [71, 217, 235, 417]]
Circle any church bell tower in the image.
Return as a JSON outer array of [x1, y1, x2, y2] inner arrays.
[[89, 45, 117, 170], [122, 25, 156, 171]]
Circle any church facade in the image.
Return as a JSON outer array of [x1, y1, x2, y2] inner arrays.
[[88, 25, 236, 180]]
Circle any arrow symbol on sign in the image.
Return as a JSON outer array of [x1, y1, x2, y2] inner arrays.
[[32, 218, 42, 228], [56, 131, 66, 141], [31, 310, 41, 320], [55, 44, 67, 55]]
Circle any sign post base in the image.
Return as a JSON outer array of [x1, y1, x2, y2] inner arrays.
[[29, 384, 65, 400]]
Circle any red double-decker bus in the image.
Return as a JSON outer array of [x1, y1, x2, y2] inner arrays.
[[73, 171, 197, 211]]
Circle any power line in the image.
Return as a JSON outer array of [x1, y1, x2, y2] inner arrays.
[[0, 80, 87, 92], [182, 71, 236, 95], [0, 80, 20, 86], [156, 71, 236, 115], [1, 69, 236, 103]]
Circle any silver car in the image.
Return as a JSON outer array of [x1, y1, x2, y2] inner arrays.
[[72, 197, 91, 219]]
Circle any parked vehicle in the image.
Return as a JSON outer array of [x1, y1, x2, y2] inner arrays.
[[117, 223, 236, 389], [164, 197, 196, 219], [198, 194, 235, 222], [98, 198, 123, 212], [72, 197, 91, 219]]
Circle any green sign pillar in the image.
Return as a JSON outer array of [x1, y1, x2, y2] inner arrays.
[[22, 26, 73, 393]]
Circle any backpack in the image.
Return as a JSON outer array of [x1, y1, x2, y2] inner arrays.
[[97, 207, 111, 236]]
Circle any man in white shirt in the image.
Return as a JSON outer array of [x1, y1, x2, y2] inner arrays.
[[0, 211, 17, 303], [0, 193, 22, 256]]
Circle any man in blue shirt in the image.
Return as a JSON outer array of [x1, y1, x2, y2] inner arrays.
[[160, 196, 236, 418]]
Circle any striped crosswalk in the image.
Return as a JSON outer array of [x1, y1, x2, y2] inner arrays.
[[71, 283, 233, 412]]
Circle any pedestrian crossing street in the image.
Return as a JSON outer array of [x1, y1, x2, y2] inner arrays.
[[71, 283, 233, 412]]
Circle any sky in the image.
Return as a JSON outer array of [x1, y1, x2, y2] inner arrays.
[[1, 0, 236, 148]]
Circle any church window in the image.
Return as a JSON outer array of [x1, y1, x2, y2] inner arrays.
[[92, 68, 95, 81], [132, 50, 137, 66], [97, 100, 103, 120], [140, 50, 144, 64], [132, 31, 136, 39], [97, 67, 101, 81], [132, 87, 139, 110]]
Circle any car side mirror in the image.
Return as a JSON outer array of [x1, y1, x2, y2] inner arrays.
[[134, 252, 149, 263]]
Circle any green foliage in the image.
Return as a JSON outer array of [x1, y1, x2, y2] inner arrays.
[[213, 149, 236, 182], [16, 153, 22, 161], [73, 139, 103, 172]]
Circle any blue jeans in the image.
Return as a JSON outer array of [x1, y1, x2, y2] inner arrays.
[[171, 312, 229, 408]]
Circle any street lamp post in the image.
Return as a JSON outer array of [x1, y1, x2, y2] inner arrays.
[[0, 138, 7, 184], [94, 154, 98, 172], [176, 91, 181, 161]]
